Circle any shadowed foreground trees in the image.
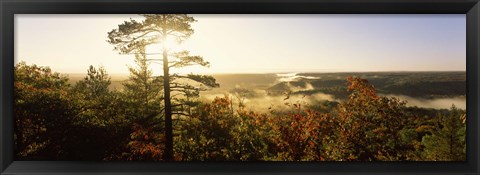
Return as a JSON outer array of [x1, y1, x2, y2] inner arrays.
[[14, 62, 75, 159], [14, 63, 131, 160], [14, 62, 466, 161], [69, 65, 130, 160]]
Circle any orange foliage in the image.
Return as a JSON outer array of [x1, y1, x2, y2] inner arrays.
[[334, 76, 410, 161], [273, 102, 335, 161], [127, 123, 165, 161]]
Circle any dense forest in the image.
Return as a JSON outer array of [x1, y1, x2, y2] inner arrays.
[[14, 14, 466, 161], [14, 62, 466, 161]]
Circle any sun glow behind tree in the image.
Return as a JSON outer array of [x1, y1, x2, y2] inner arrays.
[[107, 14, 219, 161]]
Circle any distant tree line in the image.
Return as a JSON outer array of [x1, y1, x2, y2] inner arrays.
[[268, 73, 466, 99]]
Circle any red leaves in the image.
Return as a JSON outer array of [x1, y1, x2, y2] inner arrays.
[[346, 76, 379, 100], [273, 103, 334, 161], [335, 77, 410, 161], [127, 123, 165, 161]]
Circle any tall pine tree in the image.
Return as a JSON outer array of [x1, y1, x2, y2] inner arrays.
[[122, 44, 163, 125], [108, 14, 219, 161]]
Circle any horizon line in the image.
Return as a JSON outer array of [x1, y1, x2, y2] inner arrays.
[[61, 70, 467, 76]]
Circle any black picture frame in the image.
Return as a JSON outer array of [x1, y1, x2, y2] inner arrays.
[[1, 0, 479, 174]]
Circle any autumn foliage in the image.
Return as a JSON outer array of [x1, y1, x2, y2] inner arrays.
[[126, 124, 165, 161], [14, 62, 466, 161]]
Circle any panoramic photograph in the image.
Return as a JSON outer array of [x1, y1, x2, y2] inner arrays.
[[14, 14, 466, 161]]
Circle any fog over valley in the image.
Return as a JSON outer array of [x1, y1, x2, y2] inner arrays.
[[66, 71, 466, 111]]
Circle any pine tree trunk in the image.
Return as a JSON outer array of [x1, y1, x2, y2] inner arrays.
[[163, 48, 174, 161]]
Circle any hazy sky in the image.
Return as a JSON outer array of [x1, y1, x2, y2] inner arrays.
[[15, 14, 466, 75]]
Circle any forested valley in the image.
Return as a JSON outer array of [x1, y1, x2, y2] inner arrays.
[[14, 14, 466, 161], [14, 61, 466, 161]]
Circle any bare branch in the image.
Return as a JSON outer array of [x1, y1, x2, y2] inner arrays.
[[172, 112, 192, 117]]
